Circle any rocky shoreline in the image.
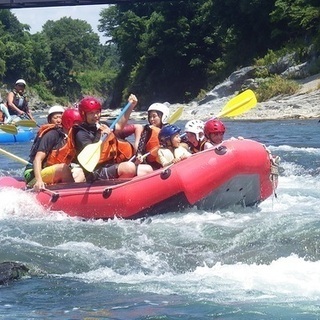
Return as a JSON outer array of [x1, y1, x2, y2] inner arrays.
[[103, 73, 320, 122]]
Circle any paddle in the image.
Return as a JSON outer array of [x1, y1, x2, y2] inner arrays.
[[0, 147, 29, 165], [0, 124, 18, 135], [167, 106, 183, 124], [22, 113, 40, 127], [216, 89, 257, 118], [77, 101, 133, 172], [15, 119, 38, 127]]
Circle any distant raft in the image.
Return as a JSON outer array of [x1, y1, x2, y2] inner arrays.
[[0, 127, 34, 143], [0, 139, 279, 220]]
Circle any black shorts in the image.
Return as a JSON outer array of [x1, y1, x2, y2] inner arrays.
[[87, 164, 119, 182]]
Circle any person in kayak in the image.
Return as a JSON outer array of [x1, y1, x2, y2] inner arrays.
[[158, 124, 191, 167], [135, 102, 170, 169], [74, 95, 152, 182], [183, 119, 212, 153], [203, 118, 226, 147], [24, 106, 83, 191], [6, 79, 35, 122]]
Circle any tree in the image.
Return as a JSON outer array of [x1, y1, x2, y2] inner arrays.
[[42, 17, 100, 99]]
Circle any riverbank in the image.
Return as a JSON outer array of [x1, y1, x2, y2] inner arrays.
[[102, 74, 320, 122]]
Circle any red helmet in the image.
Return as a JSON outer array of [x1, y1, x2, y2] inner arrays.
[[204, 119, 225, 138], [62, 108, 82, 130], [78, 96, 102, 120]]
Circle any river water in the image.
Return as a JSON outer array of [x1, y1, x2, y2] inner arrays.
[[0, 119, 320, 319]]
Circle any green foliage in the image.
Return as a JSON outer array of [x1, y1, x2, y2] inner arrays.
[[32, 84, 56, 104], [256, 75, 300, 101], [0, 2, 319, 107]]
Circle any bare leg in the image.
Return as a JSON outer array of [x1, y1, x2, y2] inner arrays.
[[137, 164, 153, 176]]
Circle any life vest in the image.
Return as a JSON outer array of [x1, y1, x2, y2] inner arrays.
[[145, 126, 161, 165], [7, 90, 28, 115], [45, 127, 77, 167], [28, 124, 75, 167], [0, 110, 4, 123], [189, 140, 207, 153], [115, 139, 134, 163]]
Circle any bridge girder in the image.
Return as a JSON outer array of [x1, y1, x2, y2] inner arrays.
[[0, 0, 169, 10]]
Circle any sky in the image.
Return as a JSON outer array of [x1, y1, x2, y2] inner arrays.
[[11, 4, 111, 43]]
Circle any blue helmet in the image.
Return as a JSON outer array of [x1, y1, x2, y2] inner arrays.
[[159, 125, 181, 146]]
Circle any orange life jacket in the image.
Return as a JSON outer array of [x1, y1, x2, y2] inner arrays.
[[116, 139, 134, 163], [28, 124, 75, 167], [145, 126, 161, 165], [45, 127, 77, 167]]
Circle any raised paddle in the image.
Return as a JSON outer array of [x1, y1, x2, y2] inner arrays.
[[216, 89, 257, 118], [77, 101, 133, 172], [167, 106, 183, 124], [0, 124, 18, 135], [0, 147, 29, 165]]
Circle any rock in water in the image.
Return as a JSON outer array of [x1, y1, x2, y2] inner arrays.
[[0, 262, 29, 285]]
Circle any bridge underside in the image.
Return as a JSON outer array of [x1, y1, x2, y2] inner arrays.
[[0, 0, 168, 10]]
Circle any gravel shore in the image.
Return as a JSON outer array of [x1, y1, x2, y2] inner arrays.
[[103, 74, 320, 122]]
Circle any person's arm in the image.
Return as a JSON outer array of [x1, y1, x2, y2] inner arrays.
[[32, 151, 47, 192], [114, 94, 138, 131], [6, 92, 24, 116], [158, 148, 174, 167], [132, 124, 143, 152]]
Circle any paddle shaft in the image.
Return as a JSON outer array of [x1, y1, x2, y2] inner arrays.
[[0, 148, 29, 165]]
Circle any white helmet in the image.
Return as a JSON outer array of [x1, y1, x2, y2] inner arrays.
[[47, 105, 65, 122], [15, 79, 26, 86], [148, 103, 169, 124], [184, 120, 205, 141]]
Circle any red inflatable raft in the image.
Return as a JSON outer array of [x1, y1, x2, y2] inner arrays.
[[0, 139, 279, 219]]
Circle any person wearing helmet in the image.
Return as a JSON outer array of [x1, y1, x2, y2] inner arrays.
[[60, 108, 86, 183], [6, 79, 35, 122], [184, 120, 212, 153], [134, 102, 170, 170], [204, 119, 226, 147], [61, 108, 82, 131], [47, 105, 65, 125], [24, 105, 76, 191], [157, 124, 191, 167], [74, 95, 152, 182]]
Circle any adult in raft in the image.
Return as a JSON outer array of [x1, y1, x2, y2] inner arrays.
[[24, 106, 82, 191], [135, 102, 170, 169], [74, 95, 153, 182], [6, 79, 35, 122]]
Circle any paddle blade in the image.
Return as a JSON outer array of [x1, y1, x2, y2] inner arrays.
[[217, 89, 257, 118], [15, 119, 37, 127], [77, 141, 102, 172], [0, 124, 18, 134], [167, 106, 183, 124]]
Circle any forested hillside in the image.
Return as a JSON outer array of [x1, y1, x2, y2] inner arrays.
[[0, 0, 319, 109]]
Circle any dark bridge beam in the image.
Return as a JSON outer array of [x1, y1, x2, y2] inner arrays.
[[0, 0, 169, 10]]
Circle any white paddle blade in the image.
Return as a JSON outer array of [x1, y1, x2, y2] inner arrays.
[[77, 141, 102, 172]]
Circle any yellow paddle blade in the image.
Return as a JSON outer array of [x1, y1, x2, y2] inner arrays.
[[0, 124, 18, 134], [0, 148, 29, 165], [77, 140, 103, 172], [15, 119, 38, 127], [217, 89, 257, 118], [167, 106, 183, 124]]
